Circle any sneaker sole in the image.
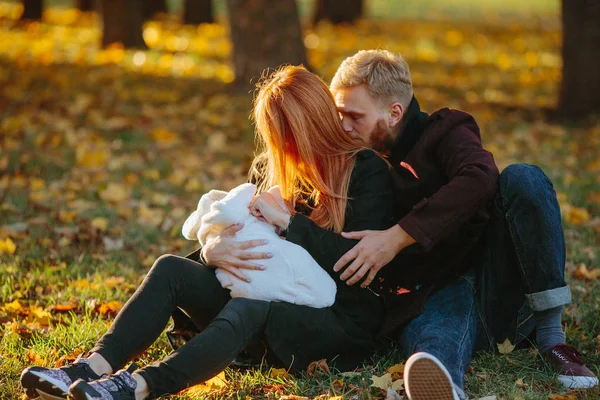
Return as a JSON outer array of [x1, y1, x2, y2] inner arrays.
[[20, 368, 69, 400], [558, 374, 599, 389], [405, 355, 457, 400]]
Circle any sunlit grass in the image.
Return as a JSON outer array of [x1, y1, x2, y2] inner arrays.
[[1, 0, 599, 399]]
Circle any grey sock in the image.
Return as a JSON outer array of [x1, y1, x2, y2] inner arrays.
[[535, 306, 566, 353]]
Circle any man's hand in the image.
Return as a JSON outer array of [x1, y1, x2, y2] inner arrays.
[[202, 224, 272, 282], [333, 225, 416, 287]]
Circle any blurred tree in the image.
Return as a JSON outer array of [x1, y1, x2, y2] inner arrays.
[[20, 0, 43, 20], [77, 0, 93, 12], [143, 0, 167, 20], [313, 0, 363, 24], [184, 0, 213, 24], [99, 0, 146, 49], [227, 0, 308, 89], [559, 0, 600, 120]]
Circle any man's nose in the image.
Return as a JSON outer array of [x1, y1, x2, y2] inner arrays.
[[341, 117, 353, 133]]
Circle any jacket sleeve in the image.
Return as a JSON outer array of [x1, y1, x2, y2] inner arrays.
[[285, 151, 396, 275], [397, 116, 499, 251]]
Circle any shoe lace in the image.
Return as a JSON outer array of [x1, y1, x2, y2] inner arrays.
[[108, 372, 135, 394], [551, 344, 584, 365]]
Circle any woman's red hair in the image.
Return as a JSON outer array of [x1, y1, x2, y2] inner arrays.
[[250, 65, 367, 233]]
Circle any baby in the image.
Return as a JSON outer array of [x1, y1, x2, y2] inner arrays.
[[182, 183, 337, 308]]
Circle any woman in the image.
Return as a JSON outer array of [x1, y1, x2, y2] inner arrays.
[[20, 66, 397, 400]]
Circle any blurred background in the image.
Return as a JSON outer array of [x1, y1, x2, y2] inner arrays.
[[1, 1, 600, 399]]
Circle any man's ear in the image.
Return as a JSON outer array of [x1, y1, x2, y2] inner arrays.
[[388, 102, 404, 127]]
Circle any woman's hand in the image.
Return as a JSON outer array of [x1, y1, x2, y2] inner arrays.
[[249, 192, 291, 230], [202, 224, 272, 282]]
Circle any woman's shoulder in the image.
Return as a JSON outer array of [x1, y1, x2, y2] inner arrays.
[[353, 149, 391, 174]]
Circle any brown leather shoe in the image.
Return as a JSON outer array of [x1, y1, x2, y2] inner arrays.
[[544, 343, 599, 389]]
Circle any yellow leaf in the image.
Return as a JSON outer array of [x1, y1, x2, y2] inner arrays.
[[515, 378, 528, 388], [99, 183, 130, 204], [386, 362, 405, 375], [151, 128, 178, 147], [76, 143, 109, 169], [564, 205, 591, 225], [0, 237, 16, 255], [138, 203, 164, 227], [331, 378, 344, 391], [143, 169, 161, 181], [572, 263, 600, 281], [370, 373, 392, 389], [203, 371, 227, 389], [97, 300, 123, 316], [391, 378, 404, 391], [269, 367, 291, 380], [497, 338, 516, 354], [91, 217, 108, 232], [28, 305, 52, 326], [26, 348, 46, 366], [59, 210, 78, 222], [29, 178, 45, 190], [4, 299, 23, 313], [103, 276, 125, 289], [548, 395, 577, 400]]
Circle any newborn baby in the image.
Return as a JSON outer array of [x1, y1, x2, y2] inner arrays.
[[182, 183, 337, 308]]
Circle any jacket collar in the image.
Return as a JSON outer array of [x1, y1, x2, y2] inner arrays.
[[390, 96, 429, 164]]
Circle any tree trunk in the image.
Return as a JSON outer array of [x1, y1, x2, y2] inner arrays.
[[313, 0, 363, 25], [183, 0, 213, 25], [99, 0, 146, 49], [559, 0, 600, 120], [226, 0, 309, 90], [143, 0, 167, 20], [77, 0, 94, 12], [20, 0, 43, 20]]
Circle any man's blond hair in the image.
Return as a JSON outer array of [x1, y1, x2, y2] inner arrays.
[[331, 50, 413, 112]]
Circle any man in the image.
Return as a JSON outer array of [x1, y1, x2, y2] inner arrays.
[[327, 49, 598, 399], [202, 50, 598, 399]]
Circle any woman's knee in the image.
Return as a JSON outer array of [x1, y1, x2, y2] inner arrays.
[[149, 254, 179, 277]]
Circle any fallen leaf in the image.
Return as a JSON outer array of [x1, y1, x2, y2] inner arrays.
[[391, 378, 404, 391], [91, 217, 108, 231], [269, 367, 291, 380], [371, 373, 393, 390], [4, 299, 23, 313], [571, 263, 600, 280], [0, 237, 16, 255], [306, 359, 331, 377], [548, 395, 576, 400], [26, 348, 46, 366], [97, 300, 123, 316], [497, 338, 516, 354], [332, 378, 344, 391], [99, 183, 130, 204], [54, 303, 78, 312], [515, 378, 528, 388]]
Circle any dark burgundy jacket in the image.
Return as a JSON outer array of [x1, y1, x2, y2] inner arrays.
[[376, 97, 499, 337]]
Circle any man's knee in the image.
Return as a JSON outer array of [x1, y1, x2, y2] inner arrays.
[[499, 164, 554, 205]]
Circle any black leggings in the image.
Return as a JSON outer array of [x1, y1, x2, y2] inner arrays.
[[92, 254, 270, 398]]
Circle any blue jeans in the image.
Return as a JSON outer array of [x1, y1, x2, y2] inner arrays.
[[397, 164, 571, 400], [475, 164, 571, 350]]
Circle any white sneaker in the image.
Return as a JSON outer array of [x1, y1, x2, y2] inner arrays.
[[404, 352, 460, 400]]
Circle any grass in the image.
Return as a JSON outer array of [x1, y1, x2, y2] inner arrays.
[[0, 0, 599, 398]]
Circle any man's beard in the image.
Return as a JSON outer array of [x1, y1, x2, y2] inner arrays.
[[368, 118, 394, 156]]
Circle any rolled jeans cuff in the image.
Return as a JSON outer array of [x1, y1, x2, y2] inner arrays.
[[526, 285, 571, 311]]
